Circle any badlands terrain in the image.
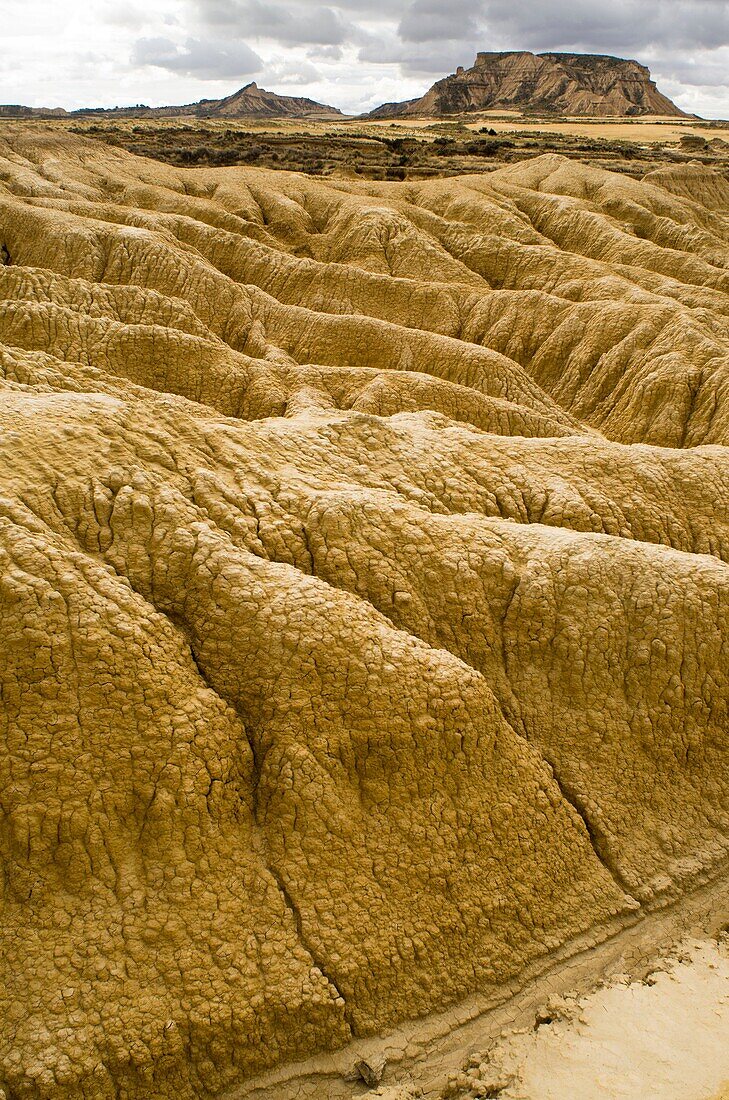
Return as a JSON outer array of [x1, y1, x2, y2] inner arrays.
[[67, 112, 729, 182], [0, 120, 727, 1099]]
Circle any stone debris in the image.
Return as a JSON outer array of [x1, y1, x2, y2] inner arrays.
[[356, 1052, 388, 1087]]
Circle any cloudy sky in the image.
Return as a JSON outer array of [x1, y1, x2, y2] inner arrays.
[[2, 0, 728, 117]]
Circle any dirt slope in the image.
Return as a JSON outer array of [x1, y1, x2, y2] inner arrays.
[[0, 128, 727, 1099]]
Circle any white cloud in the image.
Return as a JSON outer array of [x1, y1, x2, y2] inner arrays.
[[131, 35, 263, 79], [265, 59, 323, 85], [308, 44, 344, 60], [358, 30, 478, 76], [651, 47, 729, 88], [0, 0, 726, 116]]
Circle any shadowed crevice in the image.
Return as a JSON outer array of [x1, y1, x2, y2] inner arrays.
[[267, 860, 356, 1038], [544, 755, 639, 904]]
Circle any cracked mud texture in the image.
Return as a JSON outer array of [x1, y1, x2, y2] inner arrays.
[[0, 127, 727, 1099]]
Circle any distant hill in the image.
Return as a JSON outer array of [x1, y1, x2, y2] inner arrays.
[[0, 104, 68, 118], [151, 83, 343, 120], [368, 51, 688, 118], [0, 59, 689, 122], [0, 83, 343, 121]]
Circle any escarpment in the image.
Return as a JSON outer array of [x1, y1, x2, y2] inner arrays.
[[0, 128, 727, 1099], [368, 51, 687, 118]]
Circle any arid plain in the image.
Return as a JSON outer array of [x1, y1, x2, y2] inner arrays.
[[60, 110, 729, 179], [0, 108, 727, 1100]]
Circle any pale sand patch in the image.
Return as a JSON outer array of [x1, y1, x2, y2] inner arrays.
[[485, 936, 729, 1100], [361, 116, 729, 143]]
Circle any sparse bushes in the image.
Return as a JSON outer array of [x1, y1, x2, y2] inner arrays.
[[68, 119, 693, 181]]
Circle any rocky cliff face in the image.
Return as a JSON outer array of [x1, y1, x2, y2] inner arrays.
[[0, 130, 727, 1099], [370, 51, 687, 118]]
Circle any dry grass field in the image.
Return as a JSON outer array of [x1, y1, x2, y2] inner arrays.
[[12, 110, 723, 180]]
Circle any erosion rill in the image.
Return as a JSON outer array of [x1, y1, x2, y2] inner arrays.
[[0, 128, 727, 1098]]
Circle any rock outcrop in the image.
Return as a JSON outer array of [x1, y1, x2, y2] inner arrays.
[[0, 128, 727, 1099], [369, 51, 688, 118]]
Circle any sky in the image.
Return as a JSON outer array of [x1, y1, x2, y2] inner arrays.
[[1, 0, 728, 118]]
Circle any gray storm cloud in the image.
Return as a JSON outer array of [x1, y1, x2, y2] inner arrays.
[[199, 0, 356, 45], [181, 0, 728, 80]]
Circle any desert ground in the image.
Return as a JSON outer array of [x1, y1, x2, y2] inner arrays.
[[0, 115, 727, 1099], [441, 932, 729, 1100]]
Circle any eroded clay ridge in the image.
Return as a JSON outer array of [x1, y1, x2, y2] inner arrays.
[[0, 128, 727, 1099]]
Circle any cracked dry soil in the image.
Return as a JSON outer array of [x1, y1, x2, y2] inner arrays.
[[0, 125, 727, 1099]]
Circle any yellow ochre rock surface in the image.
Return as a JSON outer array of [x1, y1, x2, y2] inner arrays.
[[0, 128, 727, 1098]]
